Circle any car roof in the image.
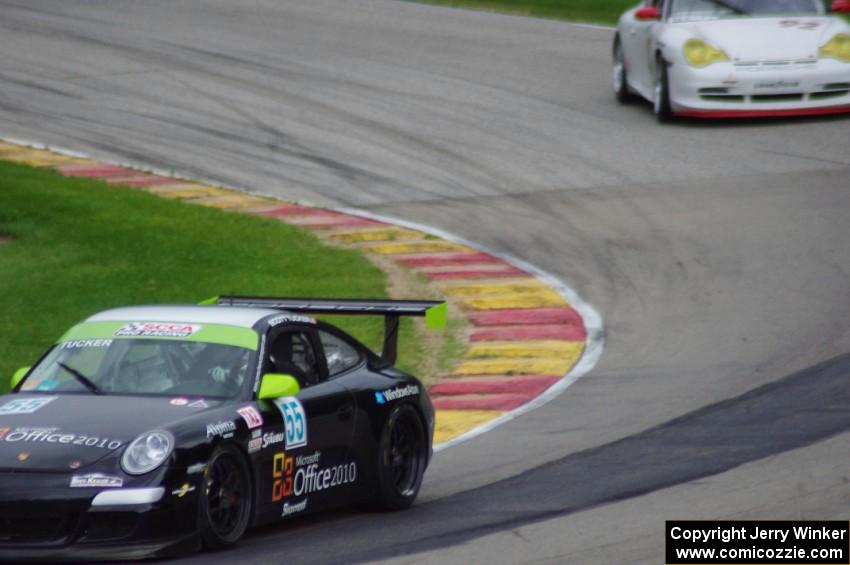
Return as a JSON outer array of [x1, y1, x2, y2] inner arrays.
[[85, 305, 281, 329]]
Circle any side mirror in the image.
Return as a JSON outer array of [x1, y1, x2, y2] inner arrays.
[[258, 373, 300, 400], [831, 0, 850, 13], [635, 5, 661, 20], [10, 367, 30, 390]]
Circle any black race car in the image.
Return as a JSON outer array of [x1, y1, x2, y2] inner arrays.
[[0, 296, 445, 559]]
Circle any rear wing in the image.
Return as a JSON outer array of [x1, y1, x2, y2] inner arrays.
[[213, 296, 447, 367]]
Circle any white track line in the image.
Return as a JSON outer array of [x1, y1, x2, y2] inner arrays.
[[3, 135, 606, 452], [569, 22, 615, 31], [336, 208, 606, 453]]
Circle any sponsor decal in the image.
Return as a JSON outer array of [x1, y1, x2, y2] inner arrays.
[[262, 431, 284, 449], [282, 499, 308, 517], [17, 452, 29, 462], [172, 483, 196, 498], [188, 399, 209, 409], [295, 451, 321, 466], [35, 379, 59, 391], [268, 314, 316, 327], [293, 459, 357, 497], [170, 397, 189, 406], [376, 384, 419, 404], [272, 452, 294, 502], [736, 62, 817, 73], [271, 451, 356, 501], [206, 420, 236, 439], [755, 81, 800, 89], [0, 427, 123, 450], [0, 427, 9, 440], [0, 396, 57, 415], [237, 406, 264, 430], [273, 397, 307, 449], [187, 463, 207, 475], [68, 460, 81, 470], [60, 339, 113, 349], [779, 19, 821, 30], [115, 322, 201, 339], [70, 473, 123, 488], [248, 437, 262, 453]]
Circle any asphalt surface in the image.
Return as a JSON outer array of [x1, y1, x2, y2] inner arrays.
[[2, 1, 850, 563]]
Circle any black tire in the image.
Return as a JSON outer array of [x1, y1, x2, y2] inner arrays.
[[653, 55, 674, 122], [374, 404, 426, 511], [612, 37, 636, 104], [199, 445, 253, 550]]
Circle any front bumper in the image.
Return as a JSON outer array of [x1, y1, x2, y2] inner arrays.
[[0, 471, 200, 560], [667, 58, 850, 117]]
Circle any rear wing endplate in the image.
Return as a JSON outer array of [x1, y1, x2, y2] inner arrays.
[[211, 296, 447, 367]]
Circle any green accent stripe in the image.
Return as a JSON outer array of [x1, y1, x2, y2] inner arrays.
[[425, 302, 448, 329], [59, 321, 259, 351]]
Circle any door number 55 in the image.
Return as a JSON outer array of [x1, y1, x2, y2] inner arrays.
[[274, 397, 307, 449]]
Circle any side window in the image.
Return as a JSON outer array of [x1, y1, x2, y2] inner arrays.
[[319, 331, 361, 377], [269, 330, 321, 387]]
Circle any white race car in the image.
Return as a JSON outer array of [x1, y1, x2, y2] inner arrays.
[[613, 0, 850, 119]]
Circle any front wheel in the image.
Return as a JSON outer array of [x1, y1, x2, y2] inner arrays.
[[374, 404, 427, 511], [653, 56, 673, 122], [199, 445, 253, 549]]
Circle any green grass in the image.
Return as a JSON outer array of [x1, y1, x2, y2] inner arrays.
[[414, 0, 847, 26], [0, 160, 425, 392], [413, 0, 635, 25]]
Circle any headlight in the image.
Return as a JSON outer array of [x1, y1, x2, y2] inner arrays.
[[820, 33, 850, 62], [683, 38, 730, 68], [121, 430, 174, 475]]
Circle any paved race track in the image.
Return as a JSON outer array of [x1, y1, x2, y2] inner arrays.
[[2, 1, 849, 563]]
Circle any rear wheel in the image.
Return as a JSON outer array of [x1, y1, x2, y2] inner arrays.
[[653, 56, 673, 122], [199, 445, 252, 549], [613, 37, 635, 104], [374, 404, 426, 511]]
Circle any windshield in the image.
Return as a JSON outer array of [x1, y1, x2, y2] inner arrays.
[[20, 337, 255, 398], [669, 0, 822, 20]]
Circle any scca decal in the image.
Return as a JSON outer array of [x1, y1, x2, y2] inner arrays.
[[115, 322, 201, 339]]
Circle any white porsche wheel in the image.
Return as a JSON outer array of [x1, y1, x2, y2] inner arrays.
[[653, 57, 673, 122], [612, 38, 635, 104]]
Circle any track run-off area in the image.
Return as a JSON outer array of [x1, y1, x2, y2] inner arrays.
[[2, 1, 850, 563]]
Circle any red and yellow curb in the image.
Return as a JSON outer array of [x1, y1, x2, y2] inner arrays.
[[1, 139, 595, 447]]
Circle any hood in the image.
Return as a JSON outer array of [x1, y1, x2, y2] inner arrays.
[[674, 17, 836, 62], [0, 394, 220, 472]]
